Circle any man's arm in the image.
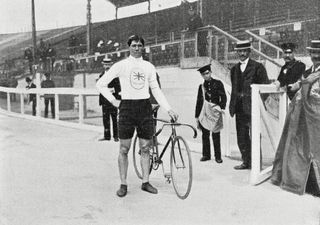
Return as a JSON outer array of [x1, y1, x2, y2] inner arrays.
[[96, 64, 120, 106]]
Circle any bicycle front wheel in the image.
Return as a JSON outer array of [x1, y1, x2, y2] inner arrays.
[[132, 135, 153, 179], [170, 136, 193, 199]]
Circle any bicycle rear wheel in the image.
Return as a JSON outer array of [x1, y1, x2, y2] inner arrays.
[[132, 135, 153, 179], [170, 136, 193, 199]]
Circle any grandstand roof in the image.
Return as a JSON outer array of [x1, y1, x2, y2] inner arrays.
[[108, 0, 150, 8]]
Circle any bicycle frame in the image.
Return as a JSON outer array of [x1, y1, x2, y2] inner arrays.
[[152, 118, 197, 169]]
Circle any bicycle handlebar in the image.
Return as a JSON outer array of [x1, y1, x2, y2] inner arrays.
[[154, 118, 198, 139]]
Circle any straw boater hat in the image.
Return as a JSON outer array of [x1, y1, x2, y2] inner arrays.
[[280, 42, 296, 53], [234, 40, 251, 51], [102, 56, 112, 65], [306, 40, 320, 52]]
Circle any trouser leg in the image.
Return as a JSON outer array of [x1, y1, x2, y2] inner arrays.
[[235, 113, 251, 165], [212, 132, 221, 160], [200, 123, 211, 158], [102, 105, 111, 139], [32, 99, 36, 116], [50, 98, 55, 118], [44, 99, 49, 117]]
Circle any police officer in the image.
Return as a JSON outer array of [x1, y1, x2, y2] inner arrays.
[[98, 57, 121, 141], [274, 42, 306, 100]]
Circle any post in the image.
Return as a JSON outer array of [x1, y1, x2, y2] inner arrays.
[[258, 40, 261, 61], [180, 32, 185, 63], [223, 37, 228, 67], [208, 28, 213, 59], [31, 0, 37, 65], [54, 93, 59, 120], [250, 85, 261, 185], [83, 73, 87, 118], [194, 31, 198, 57], [214, 36, 219, 60], [35, 71, 41, 117], [20, 93, 25, 114], [78, 94, 84, 124], [86, 0, 92, 55], [7, 92, 11, 112]]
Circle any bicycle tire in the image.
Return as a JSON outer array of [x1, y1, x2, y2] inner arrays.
[[132, 135, 153, 179], [170, 136, 193, 199]]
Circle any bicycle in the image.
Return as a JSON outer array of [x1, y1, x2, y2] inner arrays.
[[132, 106, 197, 199]]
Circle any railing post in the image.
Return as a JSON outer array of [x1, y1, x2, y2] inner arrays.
[[258, 40, 261, 61], [55, 93, 59, 120], [7, 92, 11, 112], [250, 84, 261, 185], [194, 31, 198, 57], [214, 35, 219, 60], [223, 37, 228, 67], [20, 93, 25, 114], [208, 28, 213, 59], [180, 32, 185, 61], [78, 94, 84, 124]]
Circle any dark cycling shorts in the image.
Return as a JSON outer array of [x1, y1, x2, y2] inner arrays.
[[118, 99, 154, 140]]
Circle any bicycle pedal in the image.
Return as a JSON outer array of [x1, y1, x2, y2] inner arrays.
[[164, 172, 171, 178]]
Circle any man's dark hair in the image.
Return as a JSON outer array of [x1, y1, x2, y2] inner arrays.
[[127, 35, 145, 47]]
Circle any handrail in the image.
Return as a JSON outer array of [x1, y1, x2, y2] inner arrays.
[[0, 87, 98, 95], [245, 30, 283, 52]]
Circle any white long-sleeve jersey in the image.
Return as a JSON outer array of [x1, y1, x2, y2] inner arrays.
[[96, 55, 171, 111]]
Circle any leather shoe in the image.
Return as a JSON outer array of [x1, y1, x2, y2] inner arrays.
[[200, 156, 211, 162], [98, 137, 111, 141], [116, 184, 127, 197], [141, 182, 158, 194], [215, 158, 223, 163], [234, 163, 250, 170]]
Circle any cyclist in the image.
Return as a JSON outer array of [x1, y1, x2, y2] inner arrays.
[[96, 35, 178, 197]]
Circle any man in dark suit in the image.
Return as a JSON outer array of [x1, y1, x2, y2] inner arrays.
[[186, 5, 207, 57], [274, 42, 306, 100], [41, 73, 55, 118], [25, 77, 37, 116], [229, 40, 269, 170], [98, 57, 121, 142], [195, 64, 226, 163]]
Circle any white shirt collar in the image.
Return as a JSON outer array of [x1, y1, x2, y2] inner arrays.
[[129, 55, 143, 61], [240, 58, 249, 65]]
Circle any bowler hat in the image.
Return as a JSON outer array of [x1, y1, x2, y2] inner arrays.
[[306, 40, 320, 51], [234, 40, 251, 50], [280, 42, 296, 53], [197, 64, 211, 74]]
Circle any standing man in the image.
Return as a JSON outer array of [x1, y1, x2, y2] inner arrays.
[[41, 73, 55, 118], [25, 77, 37, 116], [98, 57, 120, 142], [274, 42, 306, 100], [185, 5, 207, 57], [96, 35, 178, 197], [195, 64, 226, 163], [229, 40, 269, 170]]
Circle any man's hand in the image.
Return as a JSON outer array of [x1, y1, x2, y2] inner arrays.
[[288, 81, 301, 92], [168, 110, 179, 122], [111, 99, 120, 108], [273, 80, 281, 90]]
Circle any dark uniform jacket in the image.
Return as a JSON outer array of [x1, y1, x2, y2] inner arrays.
[[26, 83, 36, 101], [98, 72, 121, 108], [195, 78, 227, 118], [41, 79, 55, 99], [229, 59, 269, 117], [277, 59, 305, 100]]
